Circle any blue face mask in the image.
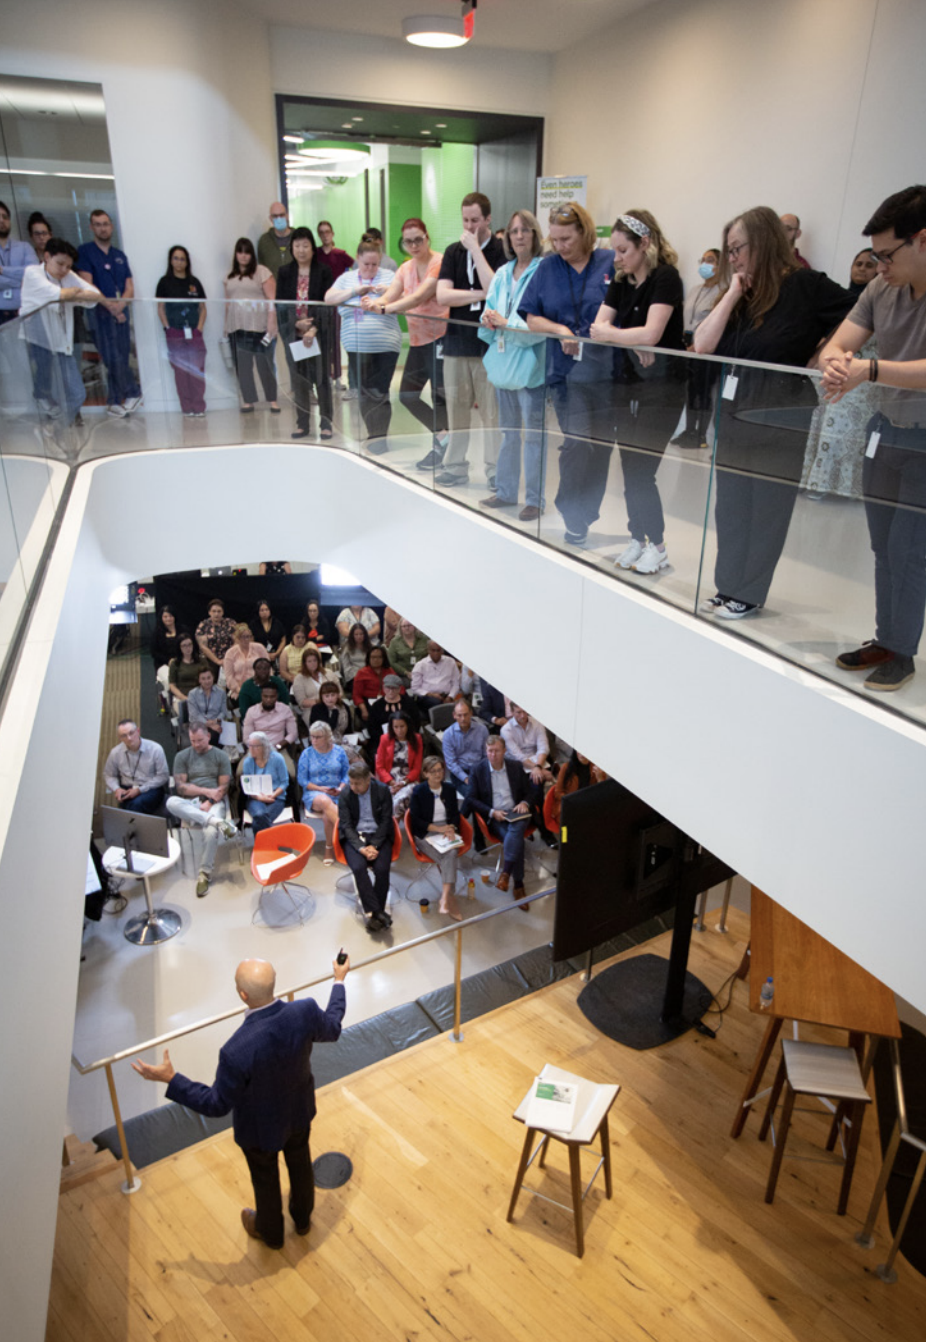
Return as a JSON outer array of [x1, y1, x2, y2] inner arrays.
[[698, 261, 716, 280], [272, 217, 288, 232]]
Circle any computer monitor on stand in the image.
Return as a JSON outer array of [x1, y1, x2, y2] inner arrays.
[[100, 807, 180, 946]]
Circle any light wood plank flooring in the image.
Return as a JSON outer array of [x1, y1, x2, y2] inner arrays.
[[48, 909, 925, 1342]]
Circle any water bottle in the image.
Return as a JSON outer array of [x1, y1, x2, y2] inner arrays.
[[467, 877, 475, 900], [759, 976, 774, 1010]]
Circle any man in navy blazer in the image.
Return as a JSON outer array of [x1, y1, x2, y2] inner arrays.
[[466, 735, 531, 903], [337, 761, 394, 933], [133, 954, 348, 1249]]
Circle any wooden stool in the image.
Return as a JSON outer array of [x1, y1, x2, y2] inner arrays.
[[507, 1064, 620, 1257], [760, 1039, 871, 1215]]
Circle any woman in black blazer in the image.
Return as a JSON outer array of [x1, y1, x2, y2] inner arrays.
[[409, 756, 463, 920], [276, 226, 334, 439]]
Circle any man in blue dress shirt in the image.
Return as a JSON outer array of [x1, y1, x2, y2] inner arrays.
[[0, 200, 37, 324], [77, 209, 143, 416], [134, 953, 349, 1249]]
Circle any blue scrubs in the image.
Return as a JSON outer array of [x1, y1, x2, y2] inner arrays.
[[76, 240, 141, 404]]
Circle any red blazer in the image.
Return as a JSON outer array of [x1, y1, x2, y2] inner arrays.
[[353, 665, 387, 706], [375, 732, 423, 785]]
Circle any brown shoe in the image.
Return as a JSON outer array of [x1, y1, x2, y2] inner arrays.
[[836, 640, 894, 671], [518, 506, 541, 521], [513, 884, 529, 911], [241, 1208, 282, 1249], [479, 495, 507, 508], [496, 871, 510, 892]]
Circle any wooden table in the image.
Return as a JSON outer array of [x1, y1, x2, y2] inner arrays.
[[731, 887, 901, 1138]]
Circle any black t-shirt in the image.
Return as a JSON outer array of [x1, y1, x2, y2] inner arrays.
[[438, 236, 507, 356], [155, 273, 206, 329], [604, 263, 685, 384]]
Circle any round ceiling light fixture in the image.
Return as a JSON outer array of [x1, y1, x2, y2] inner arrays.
[[297, 139, 371, 164], [402, 15, 467, 47]]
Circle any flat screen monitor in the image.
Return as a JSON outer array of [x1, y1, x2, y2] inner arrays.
[[100, 806, 170, 864]]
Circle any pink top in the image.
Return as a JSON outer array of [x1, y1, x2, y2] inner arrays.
[[223, 266, 274, 333], [399, 255, 448, 346], [223, 642, 270, 695]]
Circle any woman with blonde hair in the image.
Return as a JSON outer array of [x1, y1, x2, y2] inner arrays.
[[694, 205, 853, 619], [479, 209, 548, 521], [591, 209, 687, 574], [222, 623, 269, 705], [520, 201, 615, 548]]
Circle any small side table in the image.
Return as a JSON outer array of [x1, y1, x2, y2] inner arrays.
[[102, 838, 182, 946], [507, 1063, 620, 1257]]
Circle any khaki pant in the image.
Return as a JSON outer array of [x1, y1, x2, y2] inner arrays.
[[441, 356, 498, 478]]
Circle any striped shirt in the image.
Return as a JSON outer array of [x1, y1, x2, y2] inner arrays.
[[330, 268, 402, 354]]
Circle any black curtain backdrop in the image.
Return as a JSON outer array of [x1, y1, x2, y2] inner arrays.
[[151, 572, 383, 645]]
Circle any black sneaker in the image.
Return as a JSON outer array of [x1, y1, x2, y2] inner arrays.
[[416, 447, 445, 471], [864, 655, 914, 692], [715, 599, 758, 620]]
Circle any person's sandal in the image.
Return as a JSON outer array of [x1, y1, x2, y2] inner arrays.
[[323, 845, 335, 866]]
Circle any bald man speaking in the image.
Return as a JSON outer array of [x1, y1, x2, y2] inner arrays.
[[134, 953, 349, 1249]]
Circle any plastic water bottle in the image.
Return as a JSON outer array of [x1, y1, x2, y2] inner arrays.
[[760, 976, 774, 1010], [467, 877, 475, 900]]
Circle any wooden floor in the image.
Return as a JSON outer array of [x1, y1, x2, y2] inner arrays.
[[48, 909, 926, 1342]]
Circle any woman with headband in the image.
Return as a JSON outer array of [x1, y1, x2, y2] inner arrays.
[[590, 210, 686, 575]]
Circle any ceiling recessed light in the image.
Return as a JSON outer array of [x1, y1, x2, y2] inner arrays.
[[282, 134, 303, 144], [421, 130, 432, 135], [402, 15, 468, 48], [435, 123, 447, 128], [352, 117, 364, 122]]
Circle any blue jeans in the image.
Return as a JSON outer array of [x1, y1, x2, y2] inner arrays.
[[487, 817, 527, 884], [119, 787, 165, 815], [28, 344, 86, 423], [495, 384, 546, 507], [247, 798, 285, 834]]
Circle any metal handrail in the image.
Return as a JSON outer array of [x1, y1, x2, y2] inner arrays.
[[856, 1036, 926, 1282], [71, 886, 554, 1194]]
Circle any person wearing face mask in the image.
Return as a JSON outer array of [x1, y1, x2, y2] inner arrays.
[[257, 202, 294, 279], [801, 248, 880, 500], [326, 239, 401, 448], [276, 226, 334, 439], [673, 247, 722, 450]]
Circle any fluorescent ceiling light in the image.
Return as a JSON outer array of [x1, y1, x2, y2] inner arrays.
[[53, 171, 115, 180], [0, 168, 47, 175], [282, 135, 303, 144], [298, 141, 370, 163], [402, 15, 468, 47]]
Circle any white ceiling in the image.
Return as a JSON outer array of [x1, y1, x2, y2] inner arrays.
[[0, 76, 106, 123], [256, 0, 658, 55]]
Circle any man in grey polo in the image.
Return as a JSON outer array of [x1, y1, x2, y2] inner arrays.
[[103, 719, 169, 814], [167, 725, 236, 897]]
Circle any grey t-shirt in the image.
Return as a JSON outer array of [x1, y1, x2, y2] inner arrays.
[[850, 276, 926, 425], [174, 745, 232, 787]]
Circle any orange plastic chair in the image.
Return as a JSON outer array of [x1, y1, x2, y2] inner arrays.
[[250, 821, 315, 927], [474, 809, 534, 876], [404, 811, 473, 900], [543, 786, 560, 836], [332, 818, 403, 908]]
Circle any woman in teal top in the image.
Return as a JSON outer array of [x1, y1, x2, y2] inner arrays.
[[479, 210, 547, 521]]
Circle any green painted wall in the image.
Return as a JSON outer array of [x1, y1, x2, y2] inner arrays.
[[291, 173, 366, 251], [422, 143, 475, 249], [385, 163, 422, 262]]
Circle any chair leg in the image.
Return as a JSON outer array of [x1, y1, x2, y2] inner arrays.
[[568, 1143, 585, 1258], [601, 1114, 613, 1198], [507, 1127, 536, 1222], [759, 1057, 787, 1143], [537, 1134, 551, 1169], [765, 1081, 796, 1204], [837, 1100, 867, 1216]]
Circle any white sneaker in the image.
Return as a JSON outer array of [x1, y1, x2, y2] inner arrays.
[[106, 404, 128, 418], [123, 396, 144, 414], [632, 542, 669, 575], [616, 539, 644, 569]]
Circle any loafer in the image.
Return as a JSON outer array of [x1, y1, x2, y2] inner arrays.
[[518, 505, 541, 521], [479, 495, 508, 508], [241, 1208, 282, 1249], [496, 871, 510, 892], [836, 640, 894, 671]]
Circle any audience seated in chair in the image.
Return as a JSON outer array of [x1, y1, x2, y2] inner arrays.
[[441, 698, 489, 795], [168, 634, 208, 712], [410, 640, 461, 715], [367, 672, 416, 743], [237, 656, 290, 718], [167, 725, 236, 898], [103, 719, 169, 815], [501, 703, 557, 847], [195, 598, 237, 675], [240, 731, 288, 833], [352, 645, 390, 725], [465, 735, 532, 907], [374, 711, 422, 818], [187, 666, 227, 746], [223, 624, 270, 707], [292, 644, 340, 731], [297, 720, 349, 865], [549, 750, 607, 829], [338, 622, 373, 694], [241, 685, 298, 777], [475, 674, 510, 729], [387, 619, 429, 685], [279, 625, 308, 684], [408, 755, 465, 921], [337, 761, 395, 934]]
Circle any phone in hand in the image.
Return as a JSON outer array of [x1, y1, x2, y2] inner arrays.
[[336, 947, 348, 966]]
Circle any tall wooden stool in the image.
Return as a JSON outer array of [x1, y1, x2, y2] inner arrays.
[[507, 1064, 620, 1257], [760, 1039, 871, 1214]]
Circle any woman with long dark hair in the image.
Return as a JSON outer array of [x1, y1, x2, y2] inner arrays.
[[276, 226, 334, 439], [591, 209, 687, 575], [156, 245, 207, 416], [694, 206, 854, 619], [223, 237, 279, 412]]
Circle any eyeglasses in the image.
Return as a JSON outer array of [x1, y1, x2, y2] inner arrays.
[[726, 241, 748, 260], [869, 237, 911, 265], [403, 235, 427, 246], [551, 206, 578, 222]]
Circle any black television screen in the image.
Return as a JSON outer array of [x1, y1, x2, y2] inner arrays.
[[552, 778, 733, 962]]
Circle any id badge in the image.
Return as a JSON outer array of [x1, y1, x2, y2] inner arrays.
[[865, 430, 880, 459], [183, 326, 193, 340], [497, 333, 506, 355], [470, 300, 482, 312], [573, 341, 584, 363], [435, 341, 443, 361], [2, 289, 12, 301], [722, 374, 738, 401]]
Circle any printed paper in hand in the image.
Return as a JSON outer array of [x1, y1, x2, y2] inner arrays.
[[241, 773, 274, 798], [289, 338, 320, 362]]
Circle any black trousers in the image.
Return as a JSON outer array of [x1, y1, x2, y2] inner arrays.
[[344, 841, 391, 916], [349, 348, 399, 439], [242, 1126, 313, 1247]]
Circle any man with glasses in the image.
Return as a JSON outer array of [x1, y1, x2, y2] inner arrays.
[[77, 210, 143, 417], [257, 202, 294, 278], [103, 720, 169, 814], [435, 192, 505, 489], [821, 185, 926, 693]]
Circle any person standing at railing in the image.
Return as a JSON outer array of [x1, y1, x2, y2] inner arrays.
[[821, 185, 926, 694], [520, 201, 616, 549], [223, 237, 280, 414], [77, 209, 143, 418], [478, 209, 547, 522], [19, 237, 101, 426], [0, 199, 37, 325], [156, 245, 207, 417], [133, 952, 350, 1250], [276, 226, 334, 440], [673, 247, 722, 451], [694, 206, 853, 621], [325, 238, 401, 449], [590, 210, 687, 576]]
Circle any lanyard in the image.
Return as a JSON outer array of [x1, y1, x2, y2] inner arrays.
[[565, 258, 593, 333], [503, 261, 536, 320]]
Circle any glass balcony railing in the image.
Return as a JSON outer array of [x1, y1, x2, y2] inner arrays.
[[1, 295, 923, 731]]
